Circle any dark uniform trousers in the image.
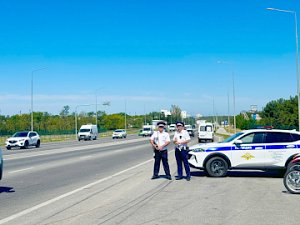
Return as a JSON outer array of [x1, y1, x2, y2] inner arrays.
[[153, 150, 171, 176], [175, 148, 191, 177]]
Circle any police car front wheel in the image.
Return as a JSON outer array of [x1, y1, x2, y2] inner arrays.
[[205, 157, 228, 177]]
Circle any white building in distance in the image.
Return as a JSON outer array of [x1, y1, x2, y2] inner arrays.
[[181, 111, 188, 119], [161, 109, 171, 117]]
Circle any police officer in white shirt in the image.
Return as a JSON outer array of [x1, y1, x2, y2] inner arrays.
[[150, 121, 171, 180], [173, 121, 191, 181]]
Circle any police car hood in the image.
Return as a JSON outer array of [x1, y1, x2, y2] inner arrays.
[[189, 142, 231, 151]]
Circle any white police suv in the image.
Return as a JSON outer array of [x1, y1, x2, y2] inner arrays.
[[188, 129, 300, 177]]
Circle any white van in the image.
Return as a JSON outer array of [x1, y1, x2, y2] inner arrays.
[[198, 122, 214, 143], [141, 125, 154, 137], [78, 124, 98, 141]]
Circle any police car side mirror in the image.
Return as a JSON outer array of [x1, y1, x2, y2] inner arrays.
[[234, 140, 243, 145]]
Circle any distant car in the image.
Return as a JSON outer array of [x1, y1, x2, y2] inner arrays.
[[185, 125, 195, 137], [0, 147, 3, 180], [186, 128, 195, 137], [112, 129, 127, 139], [138, 129, 144, 136], [189, 129, 300, 177], [5, 131, 41, 150], [169, 124, 176, 132]]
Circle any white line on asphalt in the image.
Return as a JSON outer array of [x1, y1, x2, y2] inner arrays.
[[8, 167, 34, 174], [3, 138, 148, 161], [0, 158, 153, 225], [79, 156, 93, 160]]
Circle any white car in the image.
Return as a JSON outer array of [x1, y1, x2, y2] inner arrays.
[[188, 129, 300, 177], [0, 147, 3, 180], [112, 129, 127, 139], [5, 131, 41, 150], [169, 124, 176, 132]]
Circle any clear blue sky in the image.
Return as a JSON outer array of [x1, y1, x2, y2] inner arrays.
[[0, 0, 299, 116]]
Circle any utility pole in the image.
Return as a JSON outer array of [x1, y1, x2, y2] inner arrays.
[[267, 8, 300, 131], [227, 90, 230, 127], [233, 72, 236, 134], [125, 100, 127, 131]]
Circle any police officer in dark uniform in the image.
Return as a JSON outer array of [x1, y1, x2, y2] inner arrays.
[[173, 121, 191, 181], [150, 121, 172, 180]]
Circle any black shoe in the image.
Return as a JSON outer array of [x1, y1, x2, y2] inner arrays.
[[166, 175, 172, 180], [175, 176, 183, 180], [186, 176, 191, 181], [151, 175, 159, 180]]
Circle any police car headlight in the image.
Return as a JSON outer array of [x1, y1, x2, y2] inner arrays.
[[191, 148, 206, 152]]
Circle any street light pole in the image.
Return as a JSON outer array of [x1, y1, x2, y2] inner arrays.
[[233, 72, 236, 134], [212, 97, 215, 124], [267, 8, 300, 131], [75, 104, 91, 140], [227, 90, 230, 127], [31, 67, 47, 131], [95, 88, 104, 128], [75, 103, 110, 140], [125, 100, 127, 131], [144, 104, 146, 125], [96, 92, 98, 127], [31, 72, 33, 131]]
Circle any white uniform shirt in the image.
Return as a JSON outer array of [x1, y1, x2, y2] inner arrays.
[[173, 130, 191, 147], [150, 131, 171, 150]]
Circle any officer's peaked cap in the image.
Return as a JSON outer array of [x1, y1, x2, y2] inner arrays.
[[157, 121, 166, 127], [176, 121, 184, 126]]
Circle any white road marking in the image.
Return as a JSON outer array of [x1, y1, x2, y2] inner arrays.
[[8, 167, 34, 174], [0, 158, 153, 225], [80, 156, 93, 160], [4, 145, 150, 179], [3, 138, 148, 161]]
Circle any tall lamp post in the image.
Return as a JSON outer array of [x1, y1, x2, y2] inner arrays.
[[232, 72, 236, 134], [31, 67, 47, 131], [75, 102, 110, 140], [125, 100, 127, 131], [95, 88, 104, 128], [75, 104, 92, 140], [267, 8, 299, 130]]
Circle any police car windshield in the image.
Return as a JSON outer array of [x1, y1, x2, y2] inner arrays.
[[222, 132, 244, 143]]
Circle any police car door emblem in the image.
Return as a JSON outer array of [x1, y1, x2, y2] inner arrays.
[[241, 153, 255, 160]]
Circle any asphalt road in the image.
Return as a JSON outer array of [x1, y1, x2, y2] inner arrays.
[[1, 134, 299, 225]]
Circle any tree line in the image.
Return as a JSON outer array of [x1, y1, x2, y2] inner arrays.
[[236, 95, 298, 130], [0, 105, 195, 135], [1, 96, 297, 135]]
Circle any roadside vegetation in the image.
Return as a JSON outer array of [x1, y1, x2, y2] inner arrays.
[[0, 105, 194, 143], [0, 96, 297, 144]]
